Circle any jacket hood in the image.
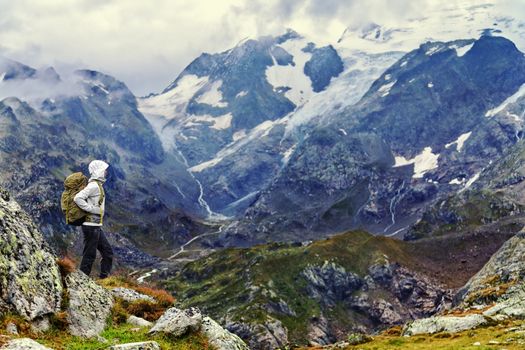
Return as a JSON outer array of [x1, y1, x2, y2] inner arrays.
[[88, 160, 109, 182]]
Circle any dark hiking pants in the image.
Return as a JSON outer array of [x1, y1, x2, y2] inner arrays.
[[80, 225, 113, 278]]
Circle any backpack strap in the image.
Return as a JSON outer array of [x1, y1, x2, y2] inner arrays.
[[94, 181, 105, 225]]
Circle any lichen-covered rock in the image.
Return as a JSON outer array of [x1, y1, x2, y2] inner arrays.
[[0, 338, 53, 349], [227, 316, 288, 350], [457, 234, 525, 308], [149, 307, 202, 337], [108, 341, 160, 350], [127, 315, 153, 328], [0, 187, 62, 320], [403, 314, 488, 336], [65, 271, 114, 338], [202, 316, 249, 350], [112, 287, 155, 303]]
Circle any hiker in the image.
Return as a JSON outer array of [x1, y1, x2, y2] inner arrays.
[[73, 160, 113, 279]]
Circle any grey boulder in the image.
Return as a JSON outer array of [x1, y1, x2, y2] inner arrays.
[[0, 188, 62, 321], [149, 307, 202, 337], [403, 314, 488, 336], [65, 270, 114, 338], [0, 338, 53, 349]]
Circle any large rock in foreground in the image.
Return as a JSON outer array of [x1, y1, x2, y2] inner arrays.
[[65, 271, 114, 338], [0, 188, 62, 320], [0, 338, 53, 349]]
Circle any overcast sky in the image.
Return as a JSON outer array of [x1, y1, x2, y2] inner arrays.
[[0, 0, 522, 95]]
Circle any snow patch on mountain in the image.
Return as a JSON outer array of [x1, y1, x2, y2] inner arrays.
[[378, 81, 396, 97], [196, 79, 228, 107], [450, 42, 475, 57], [139, 74, 209, 120], [266, 38, 314, 106], [485, 83, 525, 117], [337, 2, 525, 54], [459, 172, 481, 193], [285, 51, 403, 132], [446, 132, 472, 152], [187, 113, 233, 130], [235, 90, 248, 98], [394, 147, 440, 179], [233, 129, 247, 141]]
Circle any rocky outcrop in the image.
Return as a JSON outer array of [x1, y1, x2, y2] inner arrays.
[[150, 307, 249, 349], [0, 188, 62, 321], [0, 338, 53, 349], [65, 271, 114, 338], [202, 316, 249, 350], [302, 261, 363, 306], [226, 317, 288, 350], [108, 342, 160, 350], [403, 314, 488, 336], [455, 233, 525, 319], [149, 307, 202, 337], [112, 287, 155, 303], [301, 260, 450, 333]]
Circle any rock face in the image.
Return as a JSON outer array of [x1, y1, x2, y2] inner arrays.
[[202, 316, 249, 350], [403, 314, 488, 336], [149, 307, 202, 337], [456, 233, 525, 318], [0, 187, 62, 320], [0, 338, 53, 350], [226, 316, 288, 350], [65, 270, 114, 338], [302, 261, 451, 332]]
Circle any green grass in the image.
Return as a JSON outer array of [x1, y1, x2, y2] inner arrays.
[[32, 321, 210, 350], [297, 319, 525, 350]]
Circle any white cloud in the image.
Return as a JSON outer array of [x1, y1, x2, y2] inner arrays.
[[0, 0, 523, 95]]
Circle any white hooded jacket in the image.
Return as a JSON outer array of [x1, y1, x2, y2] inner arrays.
[[74, 160, 109, 226]]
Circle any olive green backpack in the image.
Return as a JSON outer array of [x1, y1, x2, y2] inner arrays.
[[61, 172, 89, 226]]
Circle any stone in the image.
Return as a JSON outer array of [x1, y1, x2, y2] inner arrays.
[[0, 190, 62, 321], [112, 287, 155, 303], [226, 316, 288, 350], [127, 315, 153, 328], [403, 314, 488, 336], [149, 307, 202, 337], [5, 322, 17, 335], [0, 338, 53, 349], [201, 316, 249, 350], [30, 316, 50, 333], [108, 342, 161, 350], [65, 270, 114, 338], [307, 315, 333, 345], [301, 261, 363, 306]]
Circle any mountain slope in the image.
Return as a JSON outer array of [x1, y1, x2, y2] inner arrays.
[[0, 63, 210, 260], [164, 221, 520, 348], [212, 35, 525, 246]]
